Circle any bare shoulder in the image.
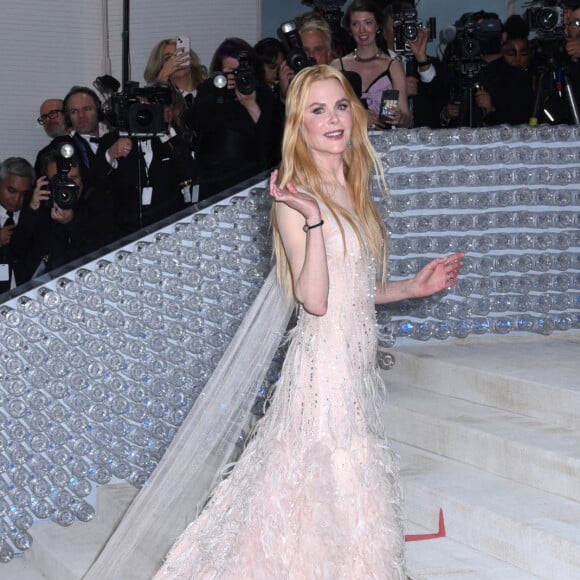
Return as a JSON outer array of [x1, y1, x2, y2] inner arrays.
[[385, 55, 404, 73], [330, 57, 341, 69], [331, 53, 355, 70]]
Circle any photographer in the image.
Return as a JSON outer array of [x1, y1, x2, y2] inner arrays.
[[440, 11, 509, 127], [382, 1, 445, 128], [10, 148, 115, 284], [456, 14, 534, 126], [563, 1, 580, 116], [254, 37, 286, 94], [0, 158, 34, 293], [185, 38, 283, 200], [94, 86, 196, 239]]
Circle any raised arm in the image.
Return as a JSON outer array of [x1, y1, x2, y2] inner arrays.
[[376, 253, 464, 304], [270, 170, 329, 316]]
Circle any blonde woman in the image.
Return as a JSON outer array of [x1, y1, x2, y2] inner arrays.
[[155, 65, 462, 579], [144, 39, 207, 137]]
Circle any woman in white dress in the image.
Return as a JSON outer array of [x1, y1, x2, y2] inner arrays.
[[154, 64, 463, 579]]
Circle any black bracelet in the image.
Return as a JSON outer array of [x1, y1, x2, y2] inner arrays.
[[303, 219, 324, 233], [416, 59, 430, 67]]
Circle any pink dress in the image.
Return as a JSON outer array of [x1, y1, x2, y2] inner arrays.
[[362, 64, 394, 115], [154, 206, 406, 579]]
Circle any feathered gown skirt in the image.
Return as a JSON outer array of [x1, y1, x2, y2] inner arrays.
[[154, 211, 406, 579]]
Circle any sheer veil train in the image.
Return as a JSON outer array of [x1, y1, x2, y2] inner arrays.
[[85, 268, 293, 579]]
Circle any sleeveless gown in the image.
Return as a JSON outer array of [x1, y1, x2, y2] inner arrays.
[[154, 206, 406, 579], [362, 64, 394, 115]]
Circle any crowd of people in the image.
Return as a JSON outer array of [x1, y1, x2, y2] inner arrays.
[[1, 0, 580, 294]]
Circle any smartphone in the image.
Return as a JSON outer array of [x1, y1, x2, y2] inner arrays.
[[379, 89, 399, 124], [176, 35, 191, 67]]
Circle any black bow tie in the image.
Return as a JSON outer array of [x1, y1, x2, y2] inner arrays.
[[89, 136, 100, 143]]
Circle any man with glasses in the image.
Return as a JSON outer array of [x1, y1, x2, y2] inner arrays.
[[34, 98, 70, 177], [37, 99, 67, 139]]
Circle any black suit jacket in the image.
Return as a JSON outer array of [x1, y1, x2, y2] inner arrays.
[[10, 186, 115, 285], [94, 131, 195, 239]]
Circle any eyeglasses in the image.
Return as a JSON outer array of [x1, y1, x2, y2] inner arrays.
[[37, 109, 64, 125]]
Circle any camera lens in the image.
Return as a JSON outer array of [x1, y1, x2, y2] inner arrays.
[[403, 23, 418, 41], [234, 68, 256, 95], [288, 51, 308, 72], [538, 8, 557, 31], [54, 188, 75, 209], [134, 108, 154, 128]]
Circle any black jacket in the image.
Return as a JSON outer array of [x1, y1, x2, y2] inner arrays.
[[94, 131, 195, 239], [185, 79, 283, 199], [10, 186, 115, 284]]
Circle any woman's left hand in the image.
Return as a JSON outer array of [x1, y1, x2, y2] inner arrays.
[[410, 253, 464, 298]]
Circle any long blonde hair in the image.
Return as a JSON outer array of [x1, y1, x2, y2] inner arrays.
[[144, 39, 208, 88], [272, 65, 388, 300]]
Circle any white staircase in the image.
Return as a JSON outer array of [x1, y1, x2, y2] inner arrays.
[[3, 484, 138, 580], [4, 333, 579, 579], [384, 333, 580, 579]]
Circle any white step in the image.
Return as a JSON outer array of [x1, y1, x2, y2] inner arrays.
[[10, 484, 138, 580], [386, 383, 580, 502], [405, 521, 543, 579], [0, 556, 49, 580], [396, 442, 580, 579], [386, 333, 580, 429]]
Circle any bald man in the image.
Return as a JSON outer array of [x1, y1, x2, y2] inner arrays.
[[37, 98, 68, 139]]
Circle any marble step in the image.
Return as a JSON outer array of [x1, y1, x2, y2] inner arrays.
[[385, 333, 580, 429], [386, 383, 580, 502], [405, 520, 542, 580], [12, 484, 138, 580], [396, 442, 580, 580], [0, 556, 49, 580]]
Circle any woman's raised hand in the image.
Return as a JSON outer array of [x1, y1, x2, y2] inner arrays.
[[269, 169, 321, 224]]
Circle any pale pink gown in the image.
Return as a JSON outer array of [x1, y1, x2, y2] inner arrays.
[[154, 206, 406, 579]]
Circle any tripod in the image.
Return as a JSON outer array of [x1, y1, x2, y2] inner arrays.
[[530, 57, 580, 125], [454, 60, 486, 128]]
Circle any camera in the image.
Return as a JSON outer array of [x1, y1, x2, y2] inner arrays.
[[43, 143, 79, 210], [233, 51, 257, 95], [524, 1, 565, 63], [392, 6, 436, 56], [98, 78, 171, 137], [278, 20, 314, 72], [524, 3, 563, 34], [453, 16, 502, 61], [393, 8, 421, 53]]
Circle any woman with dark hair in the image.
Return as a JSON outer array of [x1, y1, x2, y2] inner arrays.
[[155, 64, 463, 579], [254, 37, 285, 93], [185, 37, 283, 200], [331, 0, 410, 129]]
